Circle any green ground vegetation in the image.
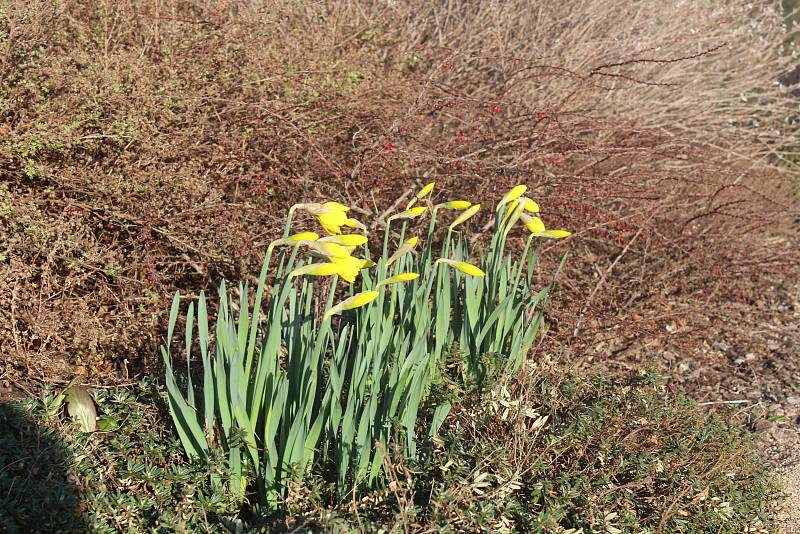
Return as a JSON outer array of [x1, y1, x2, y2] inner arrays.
[[0, 366, 782, 533]]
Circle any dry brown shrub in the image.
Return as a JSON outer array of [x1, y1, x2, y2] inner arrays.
[[0, 0, 797, 395]]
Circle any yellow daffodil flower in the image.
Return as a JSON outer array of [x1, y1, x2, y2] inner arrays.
[[539, 230, 572, 238], [328, 259, 359, 283], [504, 197, 539, 218], [436, 258, 486, 277], [497, 185, 527, 209], [449, 204, 480, 231], [388, 206, 427, 223], [318, 211, 349, 235], [324, 290, 380, 319], [520, 213, 571, 238], [418, 181, 435, 198], [386, 236, 419, 266], [290, 201, 351, 235], [407, 181, 436, 209], [376, 272, 420, 287], [329, 255, 375, 283], [522, 214, 546, 233]]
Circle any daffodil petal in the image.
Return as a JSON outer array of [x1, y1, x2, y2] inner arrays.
[[331, 256, 374, 270], [524, 200, 540, 213], [320, 221, 342, 235]]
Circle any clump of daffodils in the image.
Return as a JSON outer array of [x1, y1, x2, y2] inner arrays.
[[162, 180, 571, 509]]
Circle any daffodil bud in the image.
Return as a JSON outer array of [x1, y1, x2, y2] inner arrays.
[[407, 181, 436, 209], [324, 290, 379, 319], [268, 231, 321, 251], [436, 258, 486, 277], [539, 229, 571, 239], [386, 236, 420, 266], [436, 200, 472, 210], [449, 204, 480, 231], [497, 185, 527, 209], [389, 206, 427, 222], [376, 272, 420, 287], [344, 217, 366, 231]]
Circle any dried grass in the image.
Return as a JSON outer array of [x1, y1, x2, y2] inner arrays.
[[0, 0, 797, 390]]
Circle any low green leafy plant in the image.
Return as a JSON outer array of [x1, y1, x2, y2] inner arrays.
[[1, 371, 781, 532], [161, 183, 570, 506]]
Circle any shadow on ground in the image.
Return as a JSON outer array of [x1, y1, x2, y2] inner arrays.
[[0, 402, 85, 534]]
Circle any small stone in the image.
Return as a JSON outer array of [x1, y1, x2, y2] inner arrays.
[[786, 396, 800, 405], [734, 357, 746, 365], [713, 341, 731, 352], [745, 352, 756, 361]]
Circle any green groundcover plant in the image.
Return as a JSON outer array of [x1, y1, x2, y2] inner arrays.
[[3, 370, 781, 532], [161, 183, 570, 506]]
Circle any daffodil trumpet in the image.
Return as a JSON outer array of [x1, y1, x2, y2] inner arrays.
[[520, 213, 572, 239]]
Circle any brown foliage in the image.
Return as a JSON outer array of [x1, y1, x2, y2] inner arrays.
[[0, 0, 797, 394]]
